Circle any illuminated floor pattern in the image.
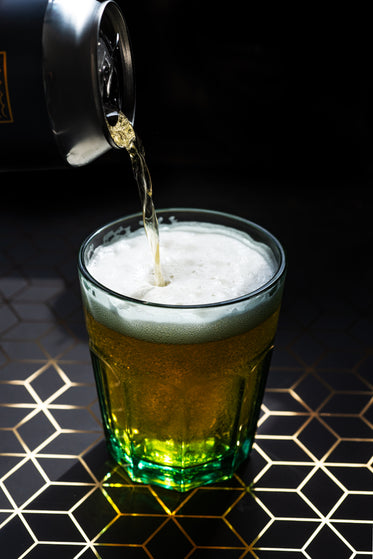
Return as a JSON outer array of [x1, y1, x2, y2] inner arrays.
[[0, 201, 372, 558]]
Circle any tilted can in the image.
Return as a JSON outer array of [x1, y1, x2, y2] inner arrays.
[[0, 0, 135, 170]]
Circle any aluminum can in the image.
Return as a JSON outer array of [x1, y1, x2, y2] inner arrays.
[[0, 0, 135, 170]]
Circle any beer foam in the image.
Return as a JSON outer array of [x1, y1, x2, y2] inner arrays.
[[87, 221, 274, 305], [82, 220, 284, 343]]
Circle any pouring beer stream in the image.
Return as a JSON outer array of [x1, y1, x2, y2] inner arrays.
[[107, 112, 167, 287]]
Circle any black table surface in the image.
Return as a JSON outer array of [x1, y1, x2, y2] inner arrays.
[[0, 164, 372, 558]]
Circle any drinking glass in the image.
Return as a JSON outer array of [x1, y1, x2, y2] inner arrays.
[[78, 208, 286, 491]]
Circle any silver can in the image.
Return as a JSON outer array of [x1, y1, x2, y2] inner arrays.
[[0, 0, 135, 169]]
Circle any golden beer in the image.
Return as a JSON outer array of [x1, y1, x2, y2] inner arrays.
[[79, 209, 286, 491]]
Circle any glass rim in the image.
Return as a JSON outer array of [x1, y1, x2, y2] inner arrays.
[[78, 207, 287, 310]]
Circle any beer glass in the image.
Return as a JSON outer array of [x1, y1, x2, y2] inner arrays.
[[78, 209, 286, 491]]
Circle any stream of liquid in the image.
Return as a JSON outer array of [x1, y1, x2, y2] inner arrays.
[[107, 112, 167, 287]]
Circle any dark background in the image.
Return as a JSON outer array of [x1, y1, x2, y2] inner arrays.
[[115, 3, 373, 181]]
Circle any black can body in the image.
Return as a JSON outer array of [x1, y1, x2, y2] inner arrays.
[[0, 0, 58, 169]]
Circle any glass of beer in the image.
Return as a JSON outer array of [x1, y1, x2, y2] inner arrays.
[[78, 208, 286, 491]]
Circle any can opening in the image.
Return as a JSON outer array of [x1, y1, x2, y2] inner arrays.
[[98, 2, 135, 147]]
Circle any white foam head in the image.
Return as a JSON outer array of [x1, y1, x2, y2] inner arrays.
[[81, 219, 284, 343], [87, 221, 274, 304]]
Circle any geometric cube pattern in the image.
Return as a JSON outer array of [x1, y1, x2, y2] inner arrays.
[[1, 199, 372, 558]]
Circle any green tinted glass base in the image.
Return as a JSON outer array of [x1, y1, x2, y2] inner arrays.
[[106, 435, 252, 492], [89, 340, 272, 492]]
